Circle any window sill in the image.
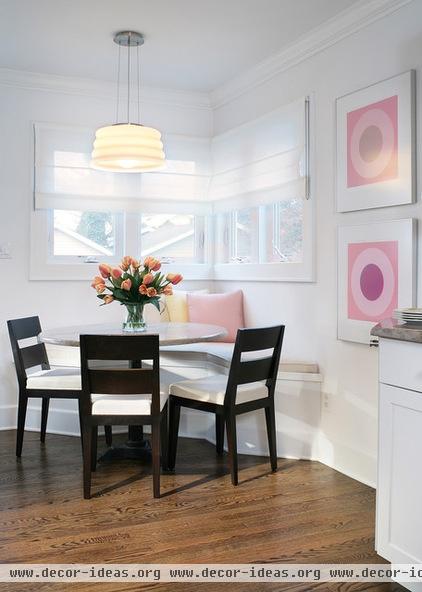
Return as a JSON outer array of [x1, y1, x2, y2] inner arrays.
[[29, 261, 214, 282], [213, 262, 315, 282]]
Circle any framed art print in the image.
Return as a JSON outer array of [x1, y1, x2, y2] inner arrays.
[[338, 219, 416, 344], [336, 71, 415, 212]]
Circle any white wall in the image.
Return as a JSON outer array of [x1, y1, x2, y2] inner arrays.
[[0, 81, 212, 431], [213, 0, 422, 487]]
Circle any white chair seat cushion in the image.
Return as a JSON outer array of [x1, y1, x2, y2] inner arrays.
[[26, 368, 81, 390], [170, 374, 268, 405], [91, 393, 168, 415]]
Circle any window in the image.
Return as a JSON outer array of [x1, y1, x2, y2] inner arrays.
[[48, 210, 123, 262], [140, 214, 205, 264], [213, 196, 313, 282], [265, 199, 303, 263], [231, 208, 258, 263]]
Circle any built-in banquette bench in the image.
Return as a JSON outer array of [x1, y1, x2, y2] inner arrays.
[[42, 291, 322, 461]]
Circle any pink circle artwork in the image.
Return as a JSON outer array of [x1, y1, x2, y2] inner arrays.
[[347, 95, 398, 188], [348, 241, 398, 322]]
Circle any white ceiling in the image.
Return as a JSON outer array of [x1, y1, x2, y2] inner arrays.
[[0, 0, 359, 92]]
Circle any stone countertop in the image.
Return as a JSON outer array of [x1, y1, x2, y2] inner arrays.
[[371, 318, 422, 343]]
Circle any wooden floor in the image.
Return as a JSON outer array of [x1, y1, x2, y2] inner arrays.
[[0, 429, 406, 592]]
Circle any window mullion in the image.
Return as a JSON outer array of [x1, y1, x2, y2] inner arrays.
[[125, 212, 139, 259]]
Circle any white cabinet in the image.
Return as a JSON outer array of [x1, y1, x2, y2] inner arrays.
[[377, 338, 422, 592]]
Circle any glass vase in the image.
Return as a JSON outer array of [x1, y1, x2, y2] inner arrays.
[[123, 303, 146, 332]]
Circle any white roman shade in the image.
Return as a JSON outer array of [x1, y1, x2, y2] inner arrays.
[[33, 123, 212, 214], [210, 97, 309, 213]]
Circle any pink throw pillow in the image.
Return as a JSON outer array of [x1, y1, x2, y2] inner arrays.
[[187, 290, 244, 343]]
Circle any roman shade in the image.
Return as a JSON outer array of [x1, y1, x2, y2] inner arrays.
[[33, 96, 309, 215], [210, 97, 309, 213]]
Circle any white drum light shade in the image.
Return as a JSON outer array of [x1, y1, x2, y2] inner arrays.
[[91, 123, 165, 172]]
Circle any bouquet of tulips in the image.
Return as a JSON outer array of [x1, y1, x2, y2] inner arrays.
[[91, 256, 183, 311]]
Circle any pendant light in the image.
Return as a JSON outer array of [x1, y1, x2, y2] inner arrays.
[[91, 31, 165, 172]]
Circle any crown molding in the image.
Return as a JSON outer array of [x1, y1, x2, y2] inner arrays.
[[211, 0, 414, 108], [0, 67, 212, 111]]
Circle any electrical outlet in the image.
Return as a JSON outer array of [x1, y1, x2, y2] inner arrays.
[[323, 392, 331, 411]]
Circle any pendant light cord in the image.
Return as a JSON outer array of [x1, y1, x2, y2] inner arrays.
[[127, 34, 131, 124], [115, 42, 121, 124], [137, 43, 141, 124]]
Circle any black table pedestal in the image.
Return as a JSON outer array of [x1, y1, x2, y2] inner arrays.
[[98, 425, 152, 463]]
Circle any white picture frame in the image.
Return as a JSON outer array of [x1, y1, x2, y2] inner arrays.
[[336, 71, 415, 213], [338, 218, 416, 344]]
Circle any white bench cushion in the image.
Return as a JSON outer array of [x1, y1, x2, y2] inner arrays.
[[170, 374, 268, 405], [26, 368, 81, 390], [91, 393, 168, 415]]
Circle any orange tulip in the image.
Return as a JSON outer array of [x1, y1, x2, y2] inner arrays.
[[166, 273, 183, 285], [144, 256, 161, 271], [120, 256, 132, 271], [147, 287, 157, 298], [143, 272, 154, 285], [95, 283, 106, 293], [91, 276, 104, 288], [131, 259, 140, 270], [99, 263, 111, 279], [121, 278, 132, 291], [103, 295, 114, 305], [139, 284, 148, 295], [163, 285, 173, 295]]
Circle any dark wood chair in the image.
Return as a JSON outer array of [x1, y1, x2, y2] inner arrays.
[[168, 325, 285, 485], [7, 316, 112, 457], [79, 334, 168, 499]]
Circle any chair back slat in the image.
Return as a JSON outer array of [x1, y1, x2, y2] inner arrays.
[[7, 317, 50, 386], [20, 343, 49, 370], [8, 316, 42, 341], [80, 334, 160, 417], [89, 368, 155, 395], [81, 335, 158, 361], [236, 326, 282, 352], [225, 325, 285, 406], [234, 358, 274, 385]]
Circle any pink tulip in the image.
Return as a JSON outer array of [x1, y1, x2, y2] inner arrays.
[[111, 267, 122, 280], [163, 285, 173, 296], [103, 295, 114, 305], [139, 284, 148, 295], [147, 287, 157, 298], [121, 278, 132, 291], [143, 272, 154, 285], [166, 273, 183, 285], [120, 256, 132, 271], [99, 263, 111, 279]]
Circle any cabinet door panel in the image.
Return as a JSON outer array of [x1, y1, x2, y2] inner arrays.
[[377, 383, 422, 563], [379, 338, 422, 392]]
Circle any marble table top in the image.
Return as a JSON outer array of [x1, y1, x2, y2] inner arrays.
[[40, 322, 227, 347], [371, 318, 422, 343]]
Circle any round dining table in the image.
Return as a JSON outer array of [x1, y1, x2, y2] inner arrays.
[[40, 321, 227, 348], [39, 321, 227, 462]]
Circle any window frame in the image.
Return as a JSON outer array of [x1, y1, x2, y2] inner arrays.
[[213, 195, 314, 282], [46, 209, 125, 265], [139, 213, 206, 266]]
